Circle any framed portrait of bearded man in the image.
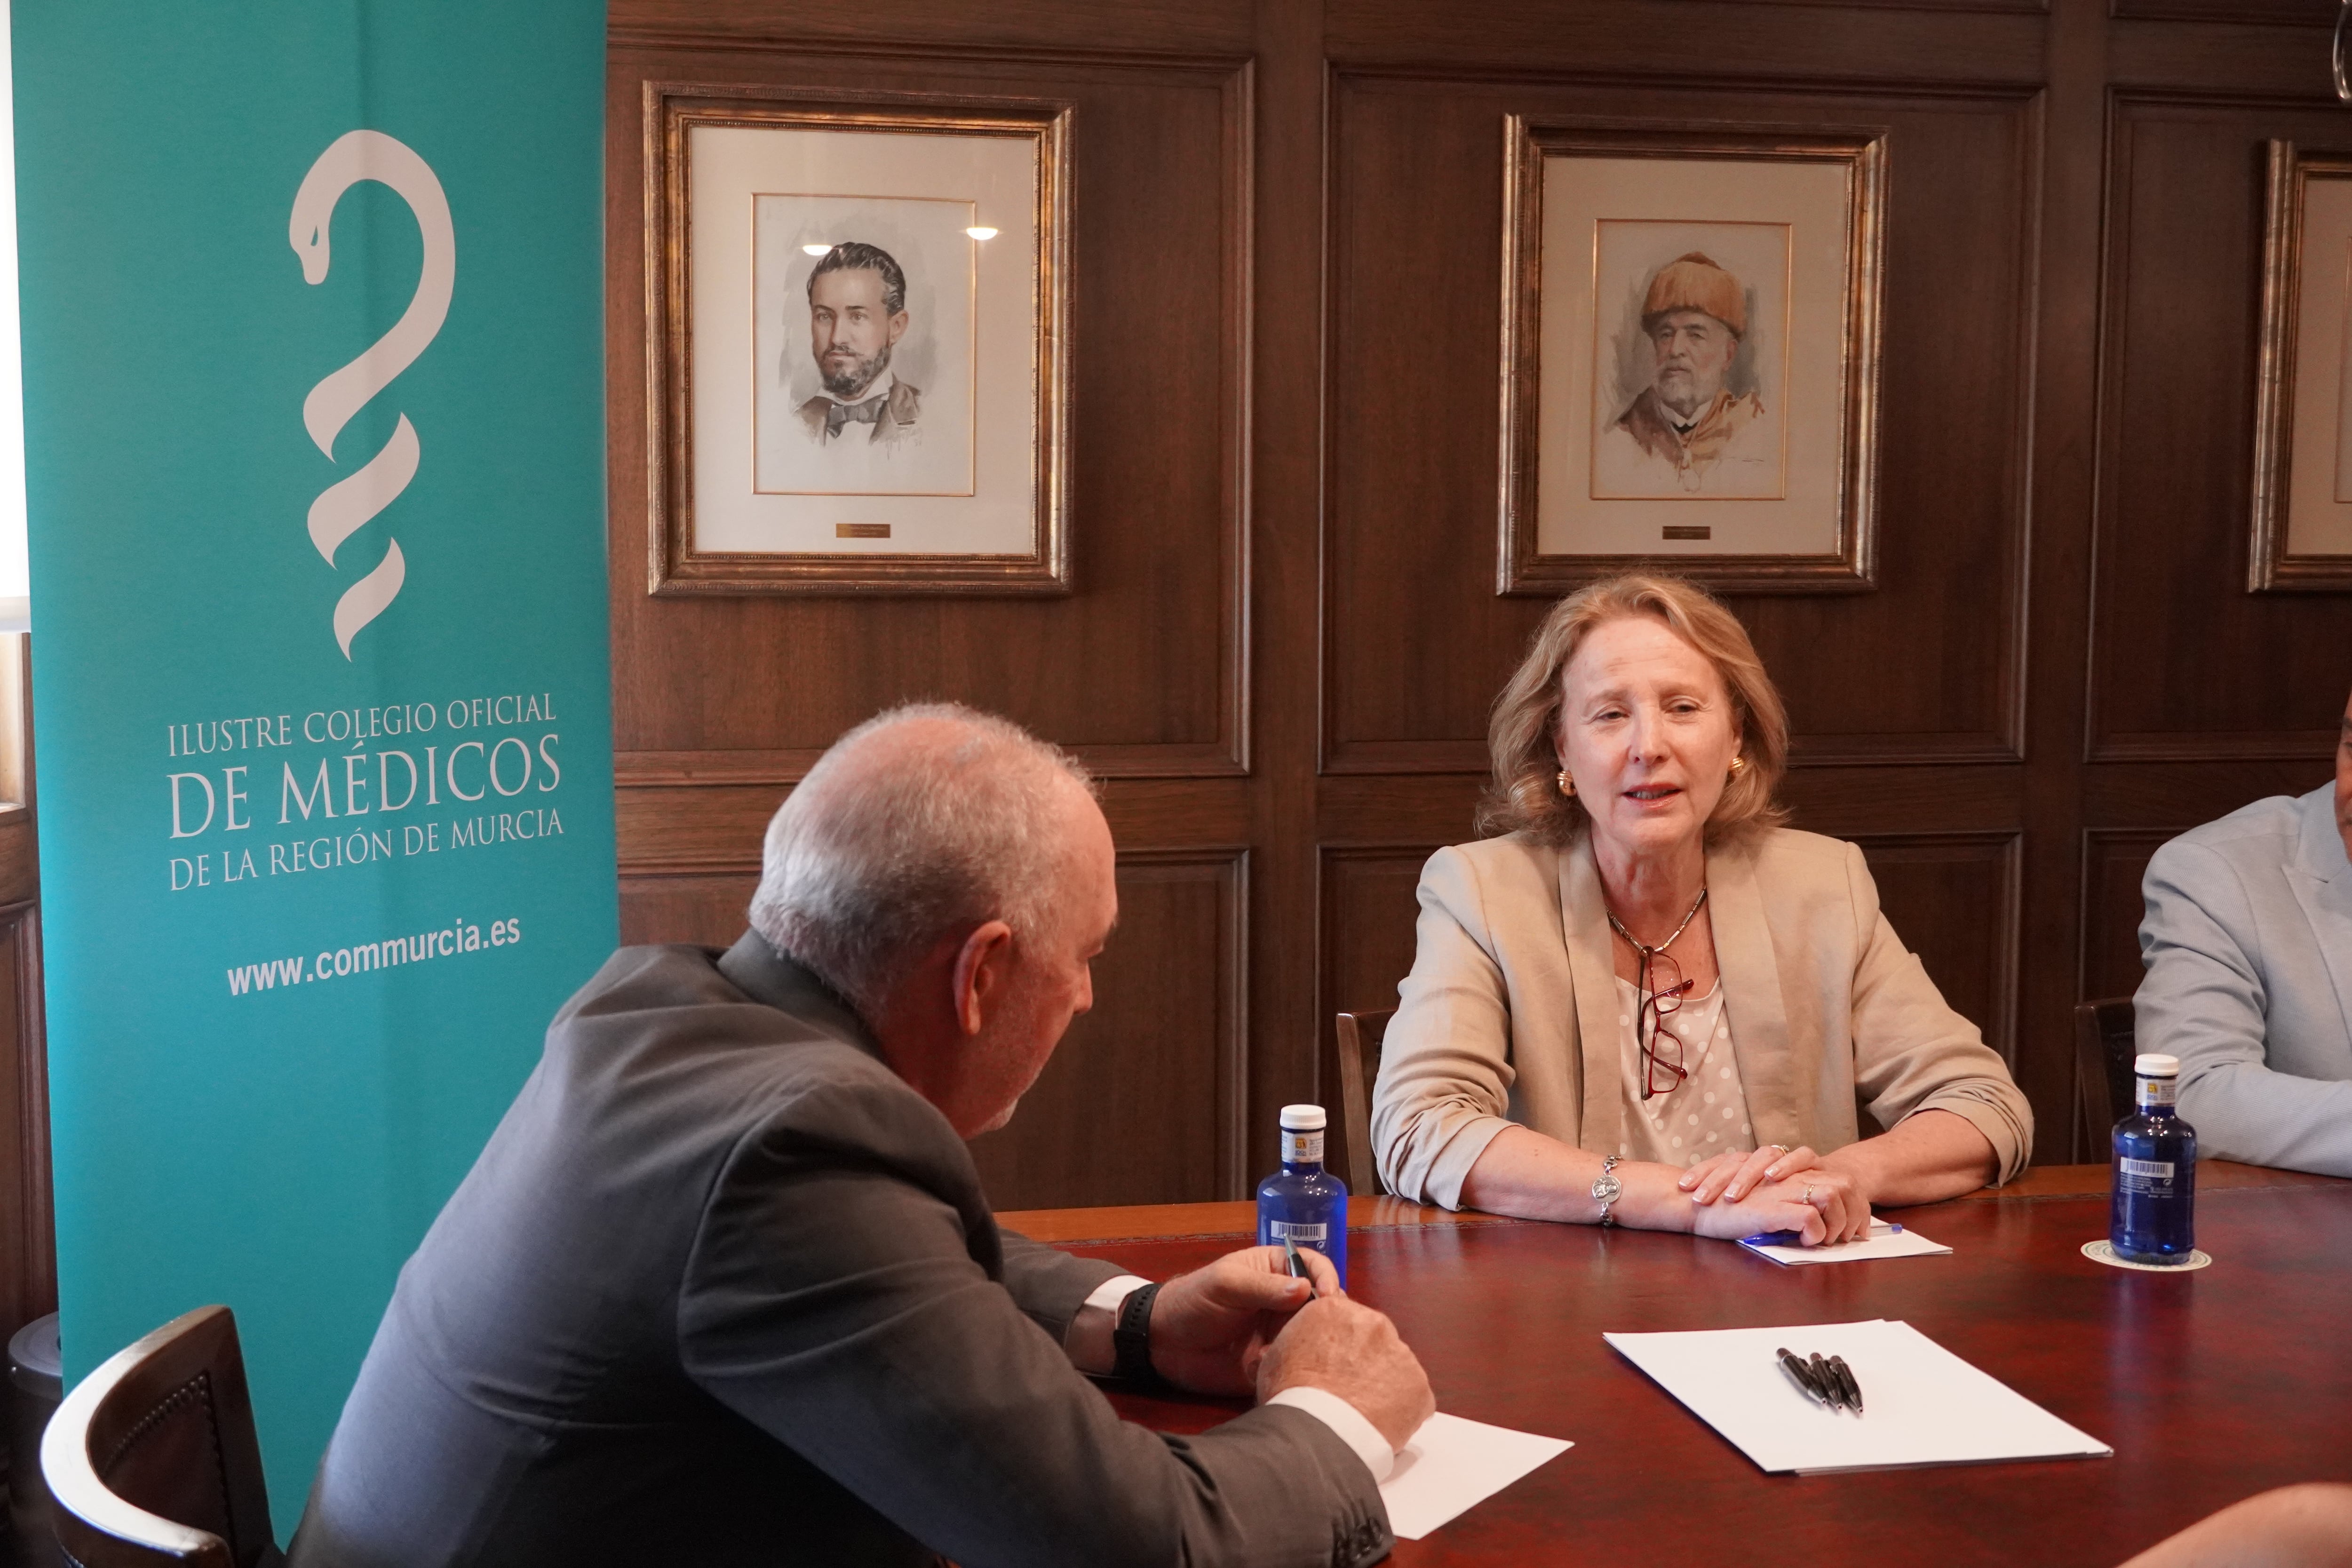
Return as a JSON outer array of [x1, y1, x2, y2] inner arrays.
[[1498, 123, 1887, 594], [645, 86, 1071, 595]]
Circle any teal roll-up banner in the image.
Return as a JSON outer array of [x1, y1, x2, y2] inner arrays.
[[13, 0, 612, 1530]]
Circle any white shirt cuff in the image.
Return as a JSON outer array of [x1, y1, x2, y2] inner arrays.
[[1064, 1274, 1153, 1375], [1265, 1385, 1397, 1483], [1083, 1274, 1153, 1315]]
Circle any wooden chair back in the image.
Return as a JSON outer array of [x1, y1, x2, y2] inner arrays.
[[41, 1305, 280, 1568], [2074, 997, 2138, 1163], [1334, 1008, 1396, 1196]]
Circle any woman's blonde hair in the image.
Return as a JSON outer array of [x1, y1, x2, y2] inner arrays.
[[1477, 573, 1789, 846]]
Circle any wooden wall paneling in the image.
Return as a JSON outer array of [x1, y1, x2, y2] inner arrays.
[[1999, 0, 2107, 1167], [1322, 2, 2049, 85], [2086, 94, 2352, 764], [2111, 1, 2335, 28], [2081, 756, 2336, 824], [2075, 828, 2170, 1158], [610, 0, 1256, 59], [618, 873, 761, 949], [1229, 0, 1328, 1188], [2111, 24, 2351, 100], [970, 849, 1247, 1208], [608, 44, 1252, 785], [1850, 832, 2024, 1062], [2078, 828, 2174, 1005], [1314, 846, 1438, 1186], [0, 902, 50, 1345], [1321, 75, 2039, 776]]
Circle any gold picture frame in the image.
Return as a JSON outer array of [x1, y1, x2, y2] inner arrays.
[[645, 83, 1073, 596], [2249, 140, 2352, 593], [1498, 120, 1887, 596]]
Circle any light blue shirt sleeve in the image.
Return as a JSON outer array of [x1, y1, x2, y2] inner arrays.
[[2136, 837, 2352, 1178]]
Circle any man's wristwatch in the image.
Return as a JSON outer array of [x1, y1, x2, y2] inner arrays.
[[1112, 1281, 1165, 1388], [1591, 1154, 1623, 1227]]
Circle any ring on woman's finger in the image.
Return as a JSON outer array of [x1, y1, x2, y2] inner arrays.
[[1803, 1184, 1817, 1205]]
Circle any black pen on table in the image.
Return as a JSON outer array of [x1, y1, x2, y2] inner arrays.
[[1775, 1347, 1834, 1410], [1828, 1354, 1865, 1414], [1809, 1353, 1847, 1413]]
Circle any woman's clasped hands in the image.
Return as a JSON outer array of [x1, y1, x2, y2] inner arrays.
[[1675, 1143, 1875, 1246]]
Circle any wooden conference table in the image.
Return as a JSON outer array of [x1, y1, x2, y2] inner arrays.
[[1002, 1162, 2352, 1567]]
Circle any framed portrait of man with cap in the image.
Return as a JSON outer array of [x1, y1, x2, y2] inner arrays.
[[1499, 123, 1886, 595]]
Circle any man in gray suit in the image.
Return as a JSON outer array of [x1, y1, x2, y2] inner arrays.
[[291, 704, 1430, 1568], [2135, 688, 2352, 1177]]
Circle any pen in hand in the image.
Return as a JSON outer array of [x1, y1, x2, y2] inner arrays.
[[1282, 1237, 1314, 1291]]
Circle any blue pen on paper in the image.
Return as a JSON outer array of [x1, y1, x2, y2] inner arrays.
[[1742, 1224, 1901, 1247], [1740, 1222, 1900, 1250]]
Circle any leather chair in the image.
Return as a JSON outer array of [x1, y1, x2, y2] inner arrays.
[[2074, 997, 2138, 1162], [1333, 1008, 1395, 1197], [40, 1305, 281, 1568]]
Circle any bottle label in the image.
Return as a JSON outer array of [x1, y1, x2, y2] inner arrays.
[[1281, 1128, 1324, 1165], [2137, 1077, 2177, 1109], [1268, 1220, 1329, 1244], [2118, 1155, 2178, 1197]]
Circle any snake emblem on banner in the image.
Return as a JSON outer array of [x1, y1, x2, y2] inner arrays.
[[289, 130, 455, 659]]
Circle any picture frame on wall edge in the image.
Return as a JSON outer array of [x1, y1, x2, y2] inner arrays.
[[2249, 139, 2352, 593], [645, 83, 1072, 596], [1497, 119, 1887, 597]]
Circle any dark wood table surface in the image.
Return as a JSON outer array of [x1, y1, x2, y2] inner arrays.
[[1001, 1163, 2352, 1567]]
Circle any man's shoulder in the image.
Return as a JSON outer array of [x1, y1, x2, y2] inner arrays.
[[1613, 388, 1665, 435], [550, 944, 906, 1108], [2156, 792, 2310, 870], [1718, 390, 1767, 431]]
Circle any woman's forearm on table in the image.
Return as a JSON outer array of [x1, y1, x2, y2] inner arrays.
[[1458, 1125, 1694, 1231], [1820, 1107, 1998, 1207]]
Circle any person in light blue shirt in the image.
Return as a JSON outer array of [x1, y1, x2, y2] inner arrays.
[[2133, 689, 2352, 1177]]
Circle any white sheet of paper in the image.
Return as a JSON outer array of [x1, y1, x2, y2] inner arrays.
[[1739, 1219, 1953, 1267], [1379, 1412, 1573, 1540], [1603, 1319, 2111, 1475]]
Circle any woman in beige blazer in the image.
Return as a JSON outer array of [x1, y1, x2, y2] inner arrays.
[[1371, 575, 2032, 1245]]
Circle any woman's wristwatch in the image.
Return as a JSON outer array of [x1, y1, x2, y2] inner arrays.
[[1591, 1154, 1623, 1227]]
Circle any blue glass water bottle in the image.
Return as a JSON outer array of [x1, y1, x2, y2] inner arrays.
[[2110, 1052, 2198, 1264], [1257, 1104, 1348, 1289]]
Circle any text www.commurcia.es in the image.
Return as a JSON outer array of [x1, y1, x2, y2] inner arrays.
[[225, 916, 523, 996]]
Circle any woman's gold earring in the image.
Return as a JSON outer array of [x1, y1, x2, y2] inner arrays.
[[1556, 769, 1575, 797], [1728, 756, 1747, 776]]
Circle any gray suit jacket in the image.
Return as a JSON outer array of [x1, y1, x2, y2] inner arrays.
[[289, 933, 1390, 1568], [2136, 782, 2352, 1177]]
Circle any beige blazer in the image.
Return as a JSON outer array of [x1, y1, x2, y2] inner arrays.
[[1370, 827, 2033, 1209]]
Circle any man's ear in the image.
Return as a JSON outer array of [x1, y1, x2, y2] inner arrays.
[[887, 310, 910, 348], [950, 920, 1015, 1037]]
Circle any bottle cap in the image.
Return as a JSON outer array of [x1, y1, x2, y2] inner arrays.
[[1279, 1103, 1327, 1131], [2134, 1053, 2180, 1078]]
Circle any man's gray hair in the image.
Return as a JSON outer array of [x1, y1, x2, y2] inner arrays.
[[747, 703, 1095, 1017]]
